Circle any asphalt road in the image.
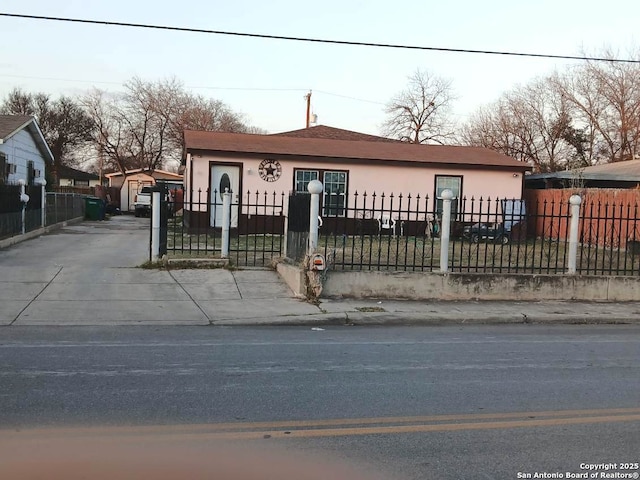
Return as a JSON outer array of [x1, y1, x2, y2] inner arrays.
[[1, 325, 639, 479]]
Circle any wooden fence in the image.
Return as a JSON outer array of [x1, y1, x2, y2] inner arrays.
[[524, 188, 640, 248]]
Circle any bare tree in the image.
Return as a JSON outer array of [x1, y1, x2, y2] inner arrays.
[[1, 88, 94, 183], [553, 48, 640, 163], [83, 77, 256, 175], [167, 93, 251, 151], [461, 77, 585, 172], [83, 89, 140, 176], [382, 69, 456, 144]]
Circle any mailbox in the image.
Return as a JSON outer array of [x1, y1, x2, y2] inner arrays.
[[310, 254, 325, 271]]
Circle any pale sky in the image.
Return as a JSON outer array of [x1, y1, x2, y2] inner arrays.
[[1, 0, 638, 136]]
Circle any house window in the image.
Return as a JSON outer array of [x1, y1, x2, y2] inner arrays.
[[295, 170, 319, 193], [435, 175, 462, 218], [293, 168, 349, 217], [27, 161, 35, 185], [34, 169, 41, 179], [323, 171, 347, 217], [75, 179, 90, 187]]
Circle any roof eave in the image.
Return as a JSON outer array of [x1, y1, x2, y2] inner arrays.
[[0, 118, 33, 143], [185, 147, 530, 171], [6, 118, 55, 164], [526, 172, 640, 182]]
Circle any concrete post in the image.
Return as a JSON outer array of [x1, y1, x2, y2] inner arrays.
[[439, 189, 454, 273], [221, 188, 231, 258], [567, 194, 582, 274], [283, 211, 289, 259], [307, 180, 323, 253], [54, 192, 58, 224], [151, 190, 161, 261], [18, 179, 29, 235], [38, 179, 47, 227]]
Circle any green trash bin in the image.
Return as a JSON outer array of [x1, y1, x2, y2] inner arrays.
[[85, 196, 105, 221]]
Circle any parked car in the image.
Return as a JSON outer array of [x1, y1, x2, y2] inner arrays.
[[134, 186, 176, 218], [463, 222, 510, 244], [133, 186, 153, 217]]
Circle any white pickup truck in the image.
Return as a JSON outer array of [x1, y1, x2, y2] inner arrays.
[[133, 186, 152, 217]]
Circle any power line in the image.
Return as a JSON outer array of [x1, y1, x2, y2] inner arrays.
[[1, 12, 639, 64], [0, 71, 391, 106]]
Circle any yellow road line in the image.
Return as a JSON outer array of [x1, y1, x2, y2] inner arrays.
[[202, 413, 640, 440], [2, 408, 640, 441]]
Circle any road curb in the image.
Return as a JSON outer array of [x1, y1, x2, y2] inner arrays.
[[211, 312, 640, 327]]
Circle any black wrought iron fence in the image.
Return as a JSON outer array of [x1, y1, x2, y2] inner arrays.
[[450, 196, 571, 274], [166, 189, 285, 267], [318, 193, 640, 275], [576, 200, 640, 275], [318, 192, 439, 271]]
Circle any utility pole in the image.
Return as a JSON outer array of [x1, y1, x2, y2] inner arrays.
[[305, 90, 312, 128]]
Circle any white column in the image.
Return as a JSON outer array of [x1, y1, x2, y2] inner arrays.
[[221, 188, 231, 258], [439, 189, 454, 273], [151, 190, 161, 261], [18, 179, 29, 235], [38, 179, 47, 227], [307, 180, 323, 253], [567, 194, 582, 274]]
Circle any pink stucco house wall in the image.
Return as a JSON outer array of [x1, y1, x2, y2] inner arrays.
[[182, 126, 530, 229]]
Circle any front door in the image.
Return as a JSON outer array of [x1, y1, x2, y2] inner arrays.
[[211, 165, 240, 227]]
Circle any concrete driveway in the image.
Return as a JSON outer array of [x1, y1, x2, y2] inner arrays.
[[0, 216, 150, 268], [0, 216, 319, 326]]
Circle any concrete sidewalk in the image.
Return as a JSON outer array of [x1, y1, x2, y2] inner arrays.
[[2, 263, 640, 326], [0, 266, 320, 326], [1, 216, 640, 326]]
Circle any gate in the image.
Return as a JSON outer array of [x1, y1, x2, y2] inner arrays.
[[286, 193, 311, 262], [161, 188, 286, 267], [152, 182, 170, 258]]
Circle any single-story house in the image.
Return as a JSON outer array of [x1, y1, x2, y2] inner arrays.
[[0, 115, 53, 186], [182, 125, 530, 229], [525, 159, 640, 189], [57, 165, 101, 188], [105, 168, 183, 212]]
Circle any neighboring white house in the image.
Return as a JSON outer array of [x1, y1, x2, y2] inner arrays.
[[0, 115, 53, 185], [105, 168, 183, 212]]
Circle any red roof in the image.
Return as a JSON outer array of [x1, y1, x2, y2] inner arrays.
[[184, 130, 529, 170]]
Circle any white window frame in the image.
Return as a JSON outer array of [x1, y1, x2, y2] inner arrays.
[[294, 169, 319, 194], [435, 175, 462, 218], [322, 170, 347, 217]]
